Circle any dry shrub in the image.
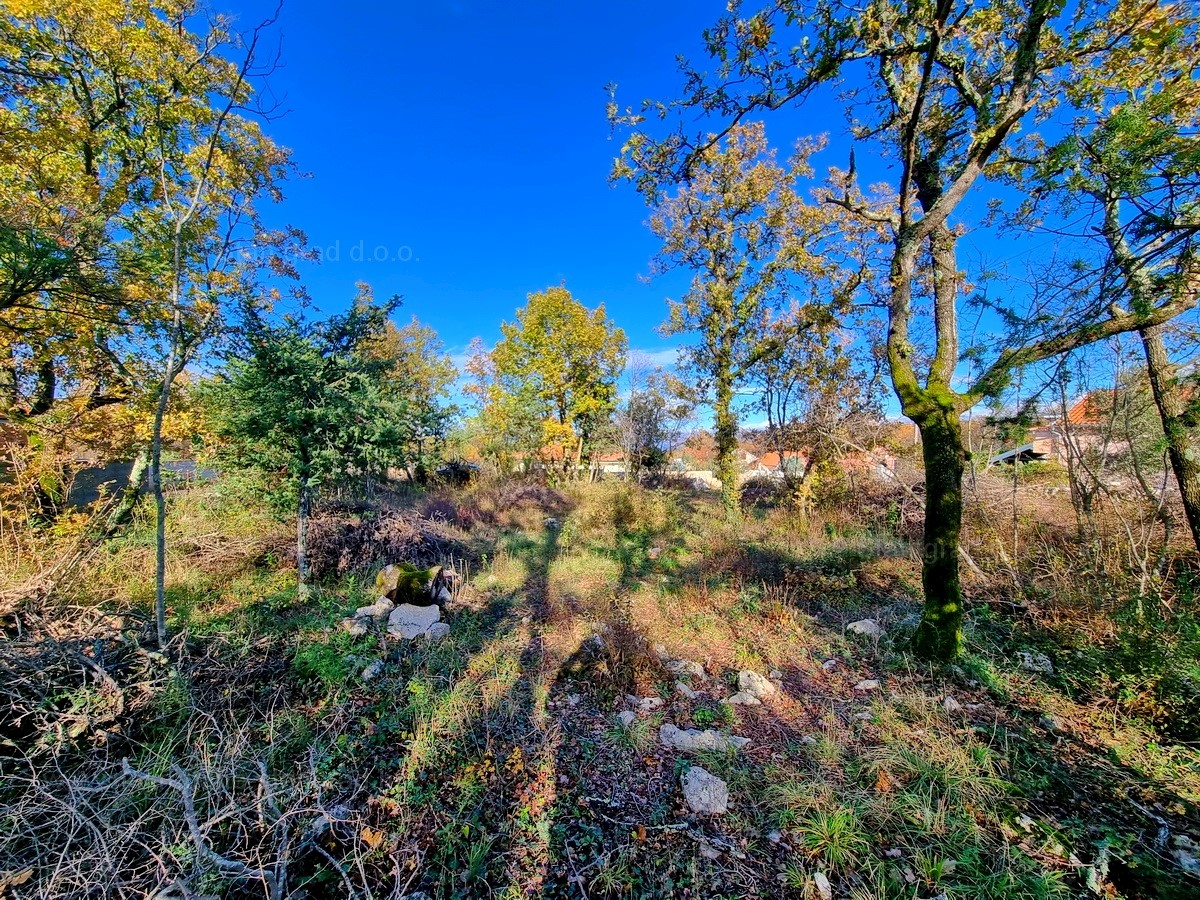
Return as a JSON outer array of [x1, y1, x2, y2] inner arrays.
[[296, 503, 470, 579], [455, 479, 571, 532]]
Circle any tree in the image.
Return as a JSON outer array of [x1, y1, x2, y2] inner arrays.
[[754, 301, 883, 511], [1024, 60, 1200, 550], [639, 122, 826, 511], [613, 0, 1200, 659], [206, 296, 405, 598], [490, 286, 628, 477], [363, 305, 459, 483], [616, 356, 695, 482]]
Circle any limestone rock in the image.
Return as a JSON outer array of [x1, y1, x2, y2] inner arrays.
[[854, 679, 881, 691], [943, 695, 963, 714], [387, 603, 442, 640], [354, 597, 394, 620], [426, 622, 451, 642], [341, 617, 368, 638], [660, 724, 750, 753], [616, 710, 637, 728], [1017, 650, 1055, 675], [666, 657, 707, 680], [361, 659, 384, 680], [724, 691, 762, 705], [737, 670, 776, 700], [846, 619, 884, 639], [813, 871, 833, 900], [623, 695, 663, 713], [681, 765, 728, 815], [676, 680, 701, 700]]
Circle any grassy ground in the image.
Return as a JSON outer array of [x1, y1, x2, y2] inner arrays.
[[1, 478, 1198, 898]]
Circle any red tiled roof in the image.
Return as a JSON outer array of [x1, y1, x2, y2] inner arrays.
[[1065, 391, 1112, 426]]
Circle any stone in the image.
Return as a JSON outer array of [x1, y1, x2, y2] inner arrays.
[[681, 765, 728, 815], [426, 622, 451, 642], [676, 680, 701, 700], [341, 617, 369, 638], [626, 694, 663, 712], [943, 695, 963, 714], [699, 842, 721, 859], [769, 669, 783, 680], [767, 829, 782, 844], [660, 724, 750, 753], [812, 871, 833, 900], [1017, 650, 1055, 675], [387, 603, 442, 640], [666, 658, 708, 680], [1173, 848, 1200, 876], [354, 597, 394, 620], [724, 691, 763, 705], [846, 619, 884, 639], [616, 710, 637, 728], [822, 658, 839, 672], [737, 670, 777, 700], [361, 659, 384, 680], [854, 679, 881, 691]]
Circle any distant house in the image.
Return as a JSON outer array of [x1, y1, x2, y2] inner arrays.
[[592, 451, 627, 477], [743, 449, 809, 481], [989, 390, 1119, 466]]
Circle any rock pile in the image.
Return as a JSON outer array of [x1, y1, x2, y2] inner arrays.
[[340, 562, 456, 642]]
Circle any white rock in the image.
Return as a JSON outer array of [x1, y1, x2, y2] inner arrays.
[[822, 658, 839, 672], [854, 679, 881, 691], [767, 829, 782, 843], [846, 619, 884, 639], [341, 617, 368, 638], [943, 695, 963, 714], [626, 694, 663, 712], [361, 659, 384, 680], [426, 622, 451, 642], [1017, 650, 1055, 675], [355, 597, 394, 619], [676, 680, 701, 700], [812, 871, 833, 900], [769, 669, 783, 679], [1174, 848, 1200, 876], [681, 765, 728, 815], [387, 603, 441, 639], [724, 691, 763, 705], [660, 724, 749, 753], [737, 670, 776, 700], [616, 710, 637, 728], [667, 658, 708, 680]]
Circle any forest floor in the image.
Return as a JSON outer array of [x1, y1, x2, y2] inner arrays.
[[2, 478, 1199, 899]]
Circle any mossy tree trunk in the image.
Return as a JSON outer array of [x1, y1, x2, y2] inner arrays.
[[1140, 324, 1200, 553], [713, 352, 739, 514], [909, 405, 968, 661]]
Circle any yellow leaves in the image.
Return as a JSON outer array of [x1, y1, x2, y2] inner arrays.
[[359, 826, 386, 850]]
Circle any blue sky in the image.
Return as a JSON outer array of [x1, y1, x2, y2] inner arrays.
[[221, 0, 1111, 423], [227, 0, 746, 370]]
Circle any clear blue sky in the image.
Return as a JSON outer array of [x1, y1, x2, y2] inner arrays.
[[223, 0, 891, 375], [224, 0, 1089, 420], [226, 0, 743, 368]]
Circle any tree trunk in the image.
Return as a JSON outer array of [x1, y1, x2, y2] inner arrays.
[[103, 446, 150, 535], [296, 477, 312, 599], [150, 343, 182, 648], [714, 361, 739, 513], [1140, 324, 1200, 553], [910, 407, 967, 661]]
